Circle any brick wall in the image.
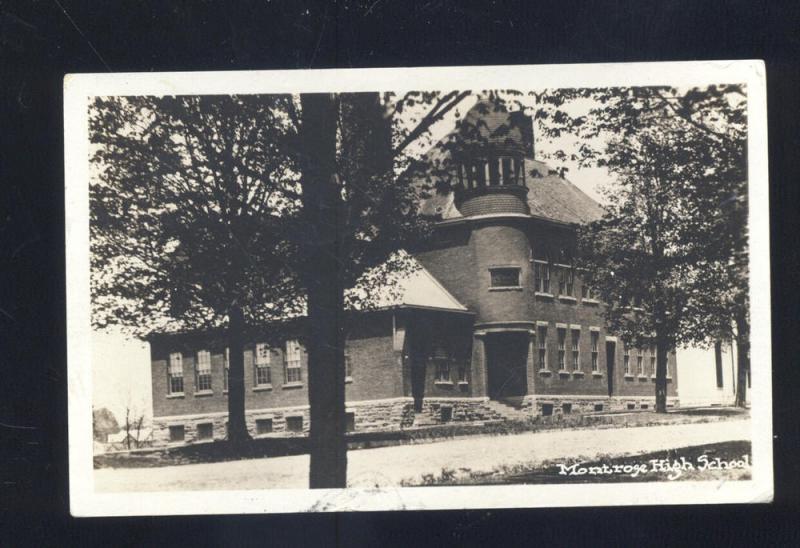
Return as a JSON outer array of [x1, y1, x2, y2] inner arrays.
[[150, 312, 404, 421]]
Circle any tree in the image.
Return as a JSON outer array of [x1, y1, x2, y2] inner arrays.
[[293, 91, 472, 487], [536, 85, 749, 409], [89, 95, 302, 445], [92, 407, 120, 442]]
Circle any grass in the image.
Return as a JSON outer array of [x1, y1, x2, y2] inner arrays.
[[399, 440, 752, 486]]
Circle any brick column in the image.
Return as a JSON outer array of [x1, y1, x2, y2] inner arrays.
[[526, 329, 537, 396], [471, 331, 487, 398]]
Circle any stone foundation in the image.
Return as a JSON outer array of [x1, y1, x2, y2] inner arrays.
[[415, 397, 506, 425], [521, 394, 680, 416], [152, 397, 417, 447]]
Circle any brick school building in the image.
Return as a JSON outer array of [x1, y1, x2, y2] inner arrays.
[[148, 100, 678, 446]]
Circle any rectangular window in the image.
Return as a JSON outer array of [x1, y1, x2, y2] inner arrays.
[[559, 268, 575, 296], [168, 352, 184, 394], [196, 350, 212, 392], [435, 359, 451, 382], [623, 344, 631, 375], [286, 416, 303, 432], [571, 329, 580, 371], [557, 328, 566, 370], [284, 340, 302, 383], [537, 326, 548, 370], [345, 412, 356, 432], [650, 345, 656, 376], [223, 348, 229, 392], [534, 262, 551, 293], [168, 425, 184, 442], [345, 353, 353, 379], [490, 267, 520, 288], [255, 418, 273, 435], [255, 343, 272, 386], [457, 362, 469, 383], [637, 349, 644, 376], [196, 423, 213, 440], [591, 332, 599, 372]]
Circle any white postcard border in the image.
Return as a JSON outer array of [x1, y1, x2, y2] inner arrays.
[[66, 60, 772, 516]]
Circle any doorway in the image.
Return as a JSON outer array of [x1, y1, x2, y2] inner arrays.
[[485, 332, 528, 402], [606, 341, 616, 397]]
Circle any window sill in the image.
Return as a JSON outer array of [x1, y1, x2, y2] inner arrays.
[[253, 384, 273, 392], [538, 369, 552, 376], [457, 380, 470, 386], [345, 376, 353, 384], [489, 286, 523, 292], [194, 390, 213, 397], [624, 375, 635, 380], [166, 393, 185, 399], [558, 295, 577, 303], [637, 375, 649, 381], [592, 372, 603, 377], [535, 292, 554, 299], [582, 298, 600, 305], [558, 370, 572, 377], [572, 371, 585, 378], [282, 382, 304, 389], [434, 380, 454, 386]]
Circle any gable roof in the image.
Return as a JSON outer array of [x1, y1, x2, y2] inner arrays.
[[350, 254, 469, 313]]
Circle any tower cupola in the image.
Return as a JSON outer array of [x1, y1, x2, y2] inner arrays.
[[451, 100, 532, 217]]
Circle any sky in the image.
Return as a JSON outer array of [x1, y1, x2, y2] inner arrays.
[[90, 90, 718, 424]]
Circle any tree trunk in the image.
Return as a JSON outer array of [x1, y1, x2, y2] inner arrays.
[[227, 305, 251, 445], [300, 93, 348, 489], [654, 335, 669, 413], [734, 311, 750, 408]]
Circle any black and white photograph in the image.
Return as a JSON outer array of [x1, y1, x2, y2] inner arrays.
[[65, 62, 772, 514]]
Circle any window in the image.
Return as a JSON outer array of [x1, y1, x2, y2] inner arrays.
[[435, 359, 451, 382], [168, 425, 184, 442], [537, 326, 548, 370], [559, 268, 575, 297], [557, 328, 566, 370], [255, 343, 272, 386], [490, 267, 520, 288], [440, 406, 453, 422], [345, 412, 356, 432], [168, 352, 184, 394], [623, 344, 631, 375], [581, 282, 598, 301], [501, 157, 513, 185], [594, 404, 604, 412], [637, 348, 644, 376], [196, 422, 213, 440], [196, 350, 212, 392], [562, 403, 572, 414], [223, 348, 229, 392], [285, 416, 303, 432], [649, 345, 656, 376], [542, 403, 554, 416], [345, 353, 353, 379], [457, 362, 469, 383], [284, 340, 302, 383], [256, 418, 273, 435], [591, 332, 600, 372], [534, 262, 551, 293], [571, 329, 580, 371]]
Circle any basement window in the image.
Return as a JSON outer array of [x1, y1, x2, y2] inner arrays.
[[594, 404, 604, 412], [345, 412, 356, 432], [489, 267, 521, 288], [196, 423, 213, 440], [169, 425, 185, 442], [562, 403, 572, 415], [542, 403, 554, 416], [440, 406, 453, 423], [286, 416, 303, 432], [256, 419, 273, 435]]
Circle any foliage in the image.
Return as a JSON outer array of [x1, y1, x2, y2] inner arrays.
[[92, 407, 120, 441]]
